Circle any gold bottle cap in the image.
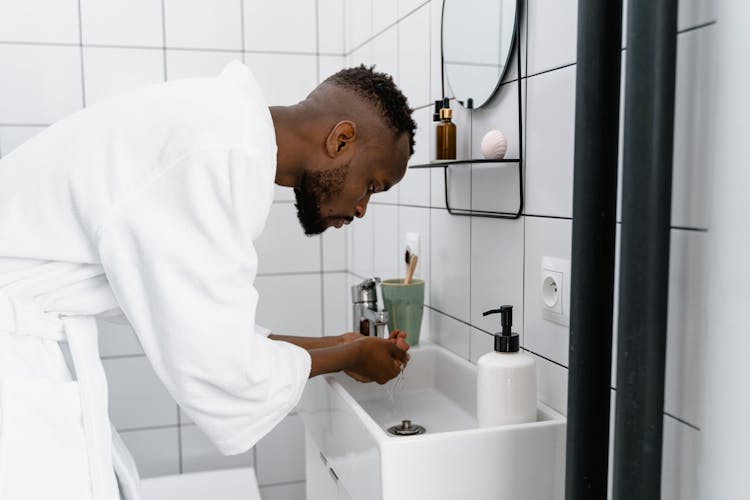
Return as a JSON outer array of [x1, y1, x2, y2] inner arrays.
[[439, 107, 453, 119]]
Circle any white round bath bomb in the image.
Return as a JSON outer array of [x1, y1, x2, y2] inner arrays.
[[481, 129, 508, 159]]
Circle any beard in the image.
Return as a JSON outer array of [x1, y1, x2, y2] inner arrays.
[[294, 162, 351, 236]]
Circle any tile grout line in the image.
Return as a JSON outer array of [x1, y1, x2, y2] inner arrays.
[[177, 405, 183, 474], [76, 0, 86, 108], [345, 0, 430, 56], [160, 0, 167, 81]]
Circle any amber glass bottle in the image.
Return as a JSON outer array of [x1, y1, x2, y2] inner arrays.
[[436, 99, 456, 160]]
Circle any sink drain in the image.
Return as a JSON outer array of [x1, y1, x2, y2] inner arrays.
[[387, 419, 426, 436]]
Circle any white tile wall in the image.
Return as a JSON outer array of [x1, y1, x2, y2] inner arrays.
[[165, 50, 242, 81], [470, 217, 524, 335], [318, 0, 345, 54], [524, 65, 577, 218], [255, 203, 321, 274], [0, 0, 79, 44], [397, 5, 431, 108], [104, 356, 178, 430], [0, 45, 82, 123], [429, 208, 470, 323], [523, 217, 572, 366], [180, 425, 254, 473], [164, 0, 242, 50], [255, 274, 323, 337], [526, 0, 578, 75], [243, 53, 318, 105], [80, 0, 163, 47], [82, 47, 164, 106], [323, 272, 349, 336], [0, 126, 44, 157], [244, 0, 316, 53], [120, 427, 180, 478], [371, 204, 400, 280], [97, 319, 143, 357]]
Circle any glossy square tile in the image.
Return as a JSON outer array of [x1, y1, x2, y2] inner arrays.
[[663, 229, 707, 427], [399, 0, 426, 18], [319, 55, 345, 82], [429, 208, 470, 323], [255, 203, 321, 274], [533, 353, 569, 416], [80, 0, 163, 47], [349, 212, 374, 277], [0, 0, 79, 44], [525, 64, 576, 218], [429, 0, 443, 102], [660, 416, 700, 500], [256, 414, 306, 485], [0, 45, 82, 123], [523, 216, 572, 366], [678, 0, 717, 31], [165, 50, 241, 81], [370, 26, 399, 83], [373, 0, 398, 34], [243, 0, 316, 53], [104, 356, 178, 430], [97, 318, 143, 357], [323, 224, 347, 272], [82, 47, 164, 106], [323, 272, 349, 336], [371, 204, 400, 280], [119, 427, 179, 478], [470, 216, 524, 335], [428, 308, 470, 360], [255, 274, 323, 337], [180, 424, 254, 473], [164, 0, 241, 50], [273, 185, 296, 202], [526, 0, 578, 75], [346, 0, 373, 51], [671, 25, 715, 230], [243, 53, 318, 106], [398, 4, 431, 108], [469, 327, 493, 364], [0, 126, 45, 157], [318, 0, 345, 54]]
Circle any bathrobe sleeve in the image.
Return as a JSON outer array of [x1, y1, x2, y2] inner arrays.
[[96, 148, 311, 455]]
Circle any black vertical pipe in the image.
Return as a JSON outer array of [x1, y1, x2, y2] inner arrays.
[[565, 1, 622, 500], [613, 0, 678, 498]]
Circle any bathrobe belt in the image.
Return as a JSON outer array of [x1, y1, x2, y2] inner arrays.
[[0, 292, 120, 500]]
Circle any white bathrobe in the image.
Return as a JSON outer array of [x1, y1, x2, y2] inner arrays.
[[0, 61, 311, 500]]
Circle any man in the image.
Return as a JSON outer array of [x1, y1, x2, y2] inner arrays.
[[0, 61, 415, 499]]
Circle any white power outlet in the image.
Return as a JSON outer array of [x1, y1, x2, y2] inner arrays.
[[541, 257, 570, 327]]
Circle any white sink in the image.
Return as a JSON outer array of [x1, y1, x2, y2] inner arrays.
[[299, 342, 566, 500]]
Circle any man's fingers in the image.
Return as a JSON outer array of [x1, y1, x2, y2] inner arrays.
[[389, 343, 408, 362]]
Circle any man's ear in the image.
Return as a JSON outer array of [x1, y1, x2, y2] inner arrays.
[[325, 121, 357, 158]]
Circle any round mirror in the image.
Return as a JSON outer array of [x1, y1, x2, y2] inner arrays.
[[442, 0, 518, 108]]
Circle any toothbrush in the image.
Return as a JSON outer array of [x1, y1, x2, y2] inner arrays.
[[404, 255, 419, 285]]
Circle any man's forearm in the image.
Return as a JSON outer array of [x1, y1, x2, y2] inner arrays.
[[268, 334, 343, 350], [308, 342, 361, 378]]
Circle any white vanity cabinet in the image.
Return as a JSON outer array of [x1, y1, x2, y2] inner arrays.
[[305, 434, 354, 500]]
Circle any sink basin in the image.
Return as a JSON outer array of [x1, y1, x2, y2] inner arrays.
[[299, 342, 566, 500]]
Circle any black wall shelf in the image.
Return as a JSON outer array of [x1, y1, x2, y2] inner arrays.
[[409, 159, 523, 219], [420, 0, 524, 220]]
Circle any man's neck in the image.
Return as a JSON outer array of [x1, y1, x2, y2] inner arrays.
[[269, 105, 308, 188]]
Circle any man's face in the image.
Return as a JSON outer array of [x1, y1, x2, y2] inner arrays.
[[294, 132, 410, 235]]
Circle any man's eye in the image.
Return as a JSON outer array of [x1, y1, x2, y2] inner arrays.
[[368, 184, 376, 194]]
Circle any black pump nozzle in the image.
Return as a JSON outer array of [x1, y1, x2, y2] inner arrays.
[[482, 306, 519, 353]]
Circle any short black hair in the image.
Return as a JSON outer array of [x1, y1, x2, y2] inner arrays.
[[324, 65, 416, 156]]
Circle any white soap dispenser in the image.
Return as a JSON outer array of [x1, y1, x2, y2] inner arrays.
[[477, 306, 537, 427]]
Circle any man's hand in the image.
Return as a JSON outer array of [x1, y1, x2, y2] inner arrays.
[[345, 337, 408, 384]]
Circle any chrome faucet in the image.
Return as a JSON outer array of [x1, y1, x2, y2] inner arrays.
[[351, 278, 389, 338]]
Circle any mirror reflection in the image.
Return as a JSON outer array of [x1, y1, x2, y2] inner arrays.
[[442, 0, 517, 108]]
